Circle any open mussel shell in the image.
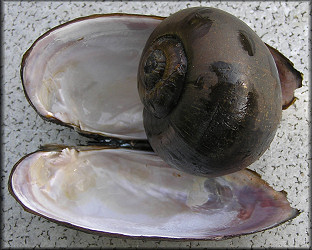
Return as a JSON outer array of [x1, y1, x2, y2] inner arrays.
[[14, 13, 301, 239], [10, 146, 298, 240], [21, 14, 163, 140]]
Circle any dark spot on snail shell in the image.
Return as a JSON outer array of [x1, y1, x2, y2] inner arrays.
[[138, 7, 282, 177], [239, 30, 255, 56], [184, 9, 213, 39]]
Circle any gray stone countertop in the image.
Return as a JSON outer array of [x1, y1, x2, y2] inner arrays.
[[2, 1, 310, 248]]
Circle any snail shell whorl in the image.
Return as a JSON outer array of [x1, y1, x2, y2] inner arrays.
[[138, 36, 187, 119], [138, 7, 282, 177]]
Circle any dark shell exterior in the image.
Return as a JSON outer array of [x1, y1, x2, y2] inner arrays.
[[139, 8, 283, 177], [266, 44, 303, 109]]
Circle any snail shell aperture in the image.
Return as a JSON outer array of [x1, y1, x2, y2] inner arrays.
[[138, 7, 283, 177]]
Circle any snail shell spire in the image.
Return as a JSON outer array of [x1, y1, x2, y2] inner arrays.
[[138, 36, 187, 118]]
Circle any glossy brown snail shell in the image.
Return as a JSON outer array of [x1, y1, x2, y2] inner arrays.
[[138, 7, 282, 177]]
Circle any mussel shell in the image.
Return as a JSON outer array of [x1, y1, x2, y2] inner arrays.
[[21, 14, 163, 140], [9, 146, 299, 240]]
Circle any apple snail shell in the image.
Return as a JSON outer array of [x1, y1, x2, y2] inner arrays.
[[138, 7, 283, 177]]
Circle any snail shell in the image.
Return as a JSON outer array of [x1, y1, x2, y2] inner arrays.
[[138, 7, 282, 177]]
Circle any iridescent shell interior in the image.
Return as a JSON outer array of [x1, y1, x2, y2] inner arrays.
[[22, 15, 162, 139], [11, 147, 298, 239]]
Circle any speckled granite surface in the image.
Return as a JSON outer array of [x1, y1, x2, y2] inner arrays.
[[2, 1, 310, 248]]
